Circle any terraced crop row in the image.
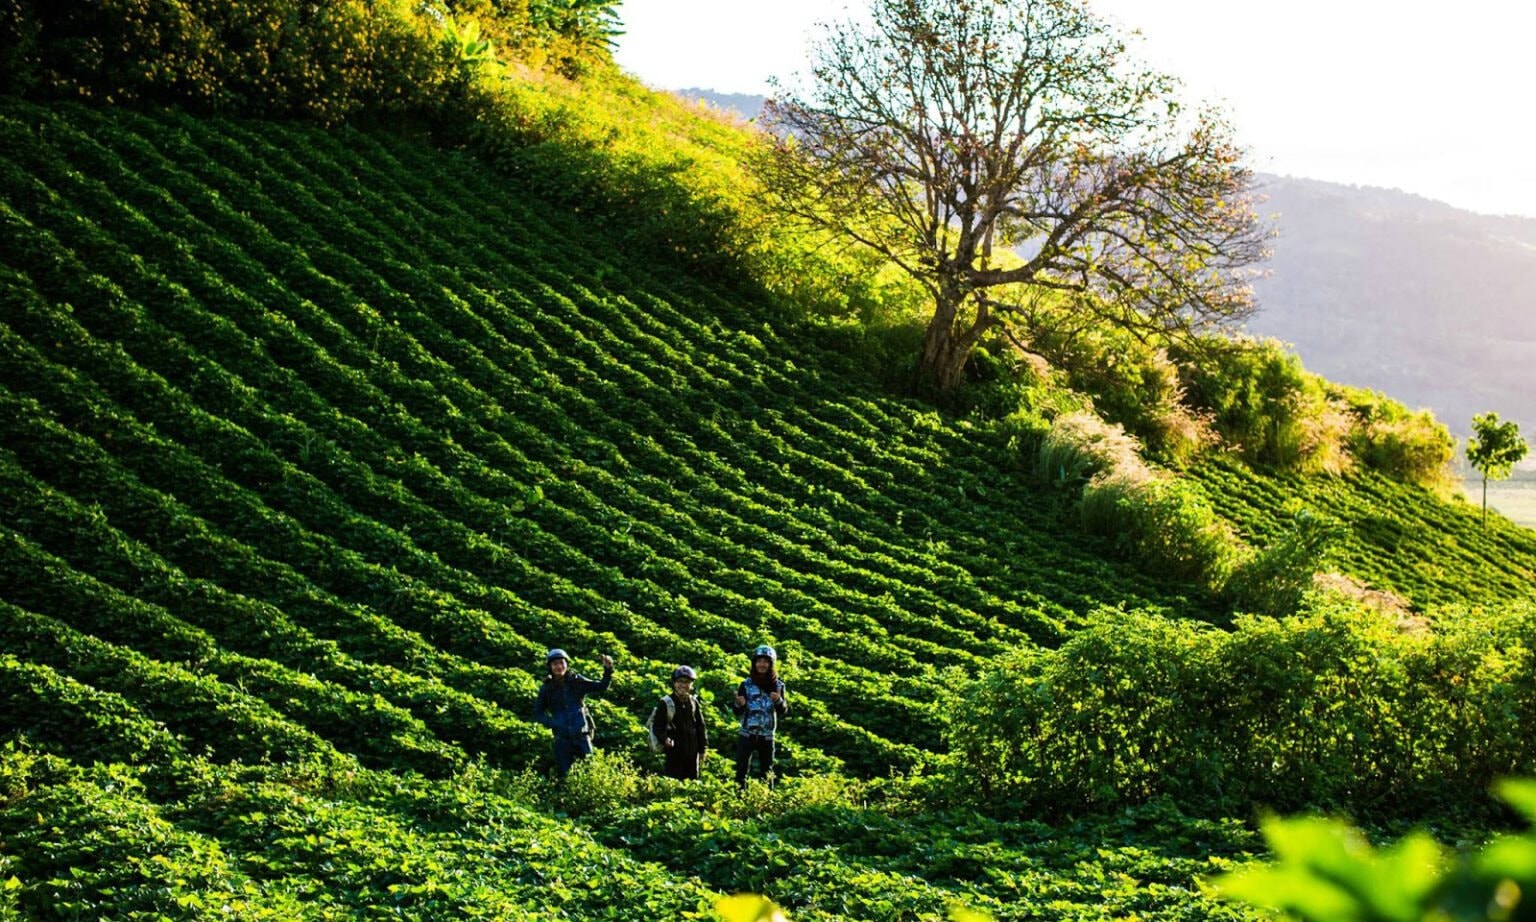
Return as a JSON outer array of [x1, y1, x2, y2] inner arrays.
[[6, 96, 1528, 920], [0, 100, 1211, 780], [1188, 455, 1536, 609]]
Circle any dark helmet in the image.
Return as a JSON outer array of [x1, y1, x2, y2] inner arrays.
[[545, 648, 570, 664], [752, 644, 777, 663], [672, 665, 697, 681]]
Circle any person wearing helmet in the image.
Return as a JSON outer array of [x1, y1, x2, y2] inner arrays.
[[647, 665, 709, 780], [731, 644, 788, 786], [532, 648, 614, 776]]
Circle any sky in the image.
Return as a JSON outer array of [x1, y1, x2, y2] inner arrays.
[[612, 0, 1536, 219]]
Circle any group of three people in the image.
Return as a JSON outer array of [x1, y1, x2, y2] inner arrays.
[[531, 644, 788, 783]]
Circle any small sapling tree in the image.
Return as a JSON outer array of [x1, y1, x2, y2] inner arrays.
[[1466, 411, 1528, 529], [758, 0, 1270, 395]]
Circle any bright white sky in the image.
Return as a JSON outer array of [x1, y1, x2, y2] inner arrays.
[[613, 0, 1536, 218]]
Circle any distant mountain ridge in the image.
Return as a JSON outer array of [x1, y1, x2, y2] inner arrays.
[[1248, 175, 1536, 440], [675, 88, 1536, 441]]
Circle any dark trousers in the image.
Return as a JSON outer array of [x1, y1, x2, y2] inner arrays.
[[734, 734, 775, 785], [663, 746, 704, 780], [553, 735, 593, 776]]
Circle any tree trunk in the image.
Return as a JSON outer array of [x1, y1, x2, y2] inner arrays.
[[914, 288, 981, 395]]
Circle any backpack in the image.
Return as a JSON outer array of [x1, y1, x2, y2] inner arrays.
[[644, 696, 676, 753]]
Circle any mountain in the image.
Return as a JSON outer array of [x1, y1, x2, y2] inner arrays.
[[1248, 175, 1536, 440]]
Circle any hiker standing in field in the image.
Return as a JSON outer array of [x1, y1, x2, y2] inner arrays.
[[532, 648, 613, 777], [647, 665, 709, 780], [732, 644, 788, 786]]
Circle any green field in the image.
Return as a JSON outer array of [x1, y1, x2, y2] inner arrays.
[[3, 93, 1536, 920]]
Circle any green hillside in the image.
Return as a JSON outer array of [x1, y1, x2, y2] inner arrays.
[[3, 95, 1536, 919]]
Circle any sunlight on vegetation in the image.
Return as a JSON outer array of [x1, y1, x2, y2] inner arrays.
[[1, 0, 1535, 917]]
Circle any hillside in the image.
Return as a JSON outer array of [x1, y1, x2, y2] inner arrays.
[[0, 99, 1243, 919], [4, 96, 1536, 919]]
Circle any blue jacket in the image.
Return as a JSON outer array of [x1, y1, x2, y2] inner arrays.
[[732, 677, 788, 738], [533, 667, 612, 739]]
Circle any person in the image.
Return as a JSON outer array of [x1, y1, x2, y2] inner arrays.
[[531, 648, 613, 776], [731, 644, 788, 786], [648, 665, 709, 780]]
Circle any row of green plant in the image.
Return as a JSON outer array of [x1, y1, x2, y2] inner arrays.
[[1186, 454, 1536, 610], [0, 742, 728, 920], [0, 735, 1271, 921], [0, 100, 1185, 654], [0, 122, 940, 768]]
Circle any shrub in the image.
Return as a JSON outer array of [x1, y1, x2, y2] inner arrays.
[[3, 0, 458, 126], [559, 749, 643, 815], [1334, 385, 1456, 491], [1036, 412, 1142, 487], [1081, 471, 1241, 587], [947, 599, 1536, 821], [1176, 336, 1345, 473], [1018, 320, 1212, 463], [1224, 506, 1346, 616], [1039, 413, 1241, 587]]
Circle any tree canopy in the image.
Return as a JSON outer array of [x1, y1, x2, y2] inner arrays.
[[758, 0, 1270, 393], [1466, 411, 1528, 528]]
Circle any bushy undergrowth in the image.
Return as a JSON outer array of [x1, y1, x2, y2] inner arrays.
[[1334, 383, 1458, 492], [1223, 506, 1347, 616], [950, 598, 1536, 821], [0, 0, 620, 122], [1173, 336, 1453, 488], [1040, 413, 1241, 588]]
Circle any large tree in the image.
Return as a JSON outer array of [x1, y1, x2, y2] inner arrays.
[[758, 0, 1270, 393]]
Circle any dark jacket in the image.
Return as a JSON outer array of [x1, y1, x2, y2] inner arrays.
[[651, 693, 709, 754], [533, 666, 613, 738]]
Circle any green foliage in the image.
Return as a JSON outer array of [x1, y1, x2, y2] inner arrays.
[[1081, 473, 1241, 588], [3, 0, 457, 125], [1039, 413, 1241, 588], [1468, 412, 1529, 482], [1216, 779, 1536, 921], [948, 600, 1536, 820], [1026, 324, 1213, 464], [1176, 337, 1344, 473], [1224, 505, 1346, 616], [557, 748, 643, 815], [1185, 452, 1536, 612], [1038, 411, 1144, 486], [1334, 384, 1456, 490], [0, 0, 624, 121]]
